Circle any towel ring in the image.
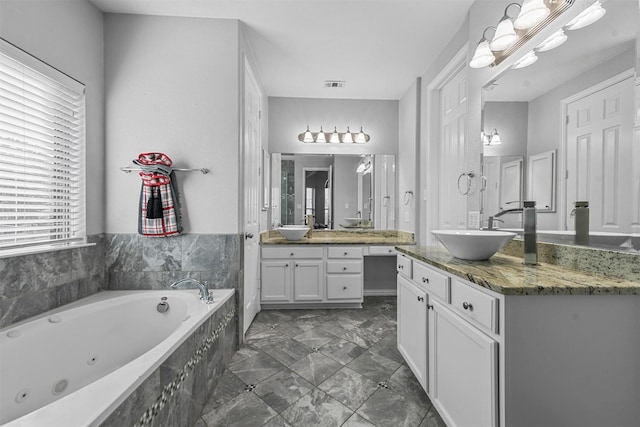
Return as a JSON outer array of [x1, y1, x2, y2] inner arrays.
[[457, 172, 475, 196]]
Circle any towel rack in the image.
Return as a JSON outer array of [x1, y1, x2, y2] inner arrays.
[[120, 167, 209, 174]]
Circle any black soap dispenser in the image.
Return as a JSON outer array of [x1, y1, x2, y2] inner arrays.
[[574, 201, 589, 246]]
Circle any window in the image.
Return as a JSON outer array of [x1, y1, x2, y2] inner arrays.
[[0, 39, 86, 254]]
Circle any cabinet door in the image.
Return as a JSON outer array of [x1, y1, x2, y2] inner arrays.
[[397, 274, 428, 391], [261, 261, 291, 302], [293, 260, 323, 301], [430, 301, 498, 427]]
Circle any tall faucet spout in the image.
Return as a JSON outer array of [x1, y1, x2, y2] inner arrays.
[[169, 278, 214, 302]]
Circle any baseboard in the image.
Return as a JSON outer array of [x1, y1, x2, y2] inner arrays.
[[363, 289, 397, 297]]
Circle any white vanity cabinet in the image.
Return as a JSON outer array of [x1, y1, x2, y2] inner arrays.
[[261, 245, 364, 306], [397, 254, 497, 427], [261, 246, 323, 303]]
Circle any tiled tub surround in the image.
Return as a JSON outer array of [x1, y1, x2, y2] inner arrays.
[[0, 234, 106, 329], [106, 233, 241, 291], [395, 245, 640, 295], [101, 290, 237, 427], [261, 229, 414, 245]]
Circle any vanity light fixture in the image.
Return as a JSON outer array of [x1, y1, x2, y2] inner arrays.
[[469, 0, 576, 69], [356, 156, 372, 174], [512, 50, 538, 69], [299, 126, 370, 143], [566, 1, 606, 30], [329, 126, 340, 143], [470, 27, 497, 69], [513, 0, 550, 30], [490, 3, 521, 51], [483, 129, 503, 146], [536, 29, 568, 52]]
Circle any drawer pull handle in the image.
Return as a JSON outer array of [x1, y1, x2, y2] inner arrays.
[[422, 277, 429, 283], [462, 302, 473, 311], [417, 296, 424, 302], [427, 304, 434, 310]]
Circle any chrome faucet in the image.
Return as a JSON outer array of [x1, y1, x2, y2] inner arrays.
[[169, 278, 214, 302], [486, 216, 504, 230]]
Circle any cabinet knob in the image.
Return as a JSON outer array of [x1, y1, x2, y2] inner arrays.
[[343, 267, 347, 271], [245, 232, 254, 239], [427, 304, 434, 310], [462, 301, 473, 311], [295, 263, 299, 267], [343, 286, 348, 290], [290, 253, 294, 256], [285, 263, 289, 267], [398, 265, 404, 269], [388, 249, 393, 253], [344, 252, 348, 256], [422, 277, 429, 283], [417, 296, 424, 302]]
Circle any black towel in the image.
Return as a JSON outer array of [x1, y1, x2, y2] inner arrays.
[[146, 187, 164, 219]]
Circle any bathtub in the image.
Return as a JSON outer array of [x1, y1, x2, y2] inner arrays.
[[0, 288, 235, 426]]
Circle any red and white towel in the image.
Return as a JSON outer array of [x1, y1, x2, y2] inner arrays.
[[136, 152, 183, 237]]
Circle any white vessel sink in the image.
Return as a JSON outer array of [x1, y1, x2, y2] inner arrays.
[[537, 230, 631, 247], [343, 218, 361, 226], [431, 230, 516, 261], [277, 226, 309, 241]]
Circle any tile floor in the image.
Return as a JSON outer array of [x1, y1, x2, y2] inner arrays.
[[195, 297, 446, 427]]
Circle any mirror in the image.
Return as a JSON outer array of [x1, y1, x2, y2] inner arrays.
[[481, 0, 638, 249], [274, 154, 394, 230]]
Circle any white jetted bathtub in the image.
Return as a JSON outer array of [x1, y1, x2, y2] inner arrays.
[[0, 289, 234, 426]]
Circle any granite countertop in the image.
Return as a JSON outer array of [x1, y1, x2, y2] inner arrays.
[[395, 245, 640, 296], [261, 230, 414, 246]]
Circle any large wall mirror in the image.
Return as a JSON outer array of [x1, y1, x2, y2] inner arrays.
[[272, 153, 396, 230], [481, 0, 638, 250]]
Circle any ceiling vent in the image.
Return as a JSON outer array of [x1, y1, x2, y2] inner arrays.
[[324, 80, 346, 88]]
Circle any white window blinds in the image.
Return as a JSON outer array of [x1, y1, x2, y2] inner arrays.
[[0, 39, 86, 253]]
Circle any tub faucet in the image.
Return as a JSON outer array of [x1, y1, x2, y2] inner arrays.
[[169, 278, 214, 302]]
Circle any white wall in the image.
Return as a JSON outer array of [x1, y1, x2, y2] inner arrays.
[[0, 0, 105, 235], [334, 156, 361, 224], [398, 79, 419, 233], [104, 14, 241, 234], [268, 97, 399, 156]]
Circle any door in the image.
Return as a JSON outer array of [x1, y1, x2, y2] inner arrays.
[[397, 274, 428, 391], [243, 58, 262, 334], [430, 301, 498, 427], [565, 74, 633, 231], [439, 66, 468, 230], [261, 261, 291, 302]]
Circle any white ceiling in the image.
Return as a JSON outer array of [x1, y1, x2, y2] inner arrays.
[[89, 0, 476, 100]]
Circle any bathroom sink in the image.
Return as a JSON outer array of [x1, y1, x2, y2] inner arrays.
[[343, 218, 361, 226], [431, 230, 517, 260], [536, 230, 631, 247], [277, 226, 309, 241]]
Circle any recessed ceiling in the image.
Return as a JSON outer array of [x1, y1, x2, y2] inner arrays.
[[89, 0, 475, 100]]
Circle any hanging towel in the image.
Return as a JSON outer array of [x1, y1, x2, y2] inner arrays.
[[135, 152, 183, 237]]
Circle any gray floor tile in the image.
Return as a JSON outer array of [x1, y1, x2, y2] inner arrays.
[[253, 369, 314, 413], [369, 333, 406, 366], [261, 336, 312, 366], [245, 327, 288, 349], [389, 365, 430, 407], [280, 388, 353, 427], [202, 370, 246, 413], [347, 349, 402, 383], [320, 338, 366, 365], [262, 415, 293, 427], [289, 352, 343, 386], [228, 351, 285, 385], [229, 345, 261, 365], [201, 392, 277, 427], [318, 367, 378, 411], [357, 388, 429, 427], [293, 327, 338, 348], [419, 406, 448, 427], [342, 413, 377, 427]]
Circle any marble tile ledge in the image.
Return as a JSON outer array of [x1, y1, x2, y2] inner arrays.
[[261, 230, 414, 245], [395, 245, 640, 296]]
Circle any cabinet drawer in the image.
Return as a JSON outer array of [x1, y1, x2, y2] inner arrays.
[[327, 275, 362, 300], [327, 261, 362, 274], [397, 254, 412, 278], [262, 246, 323, 259], [413, 261, 450, 302], [327, 247, 363, 259], [450, 279, 498, 333], [368, 246, 397, 256]]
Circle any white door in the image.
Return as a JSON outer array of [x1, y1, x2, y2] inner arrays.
[[565, 75, 633, 231], [397, 275, 428, 391], [243, 59, 262, 335], [439, 67, 467, 230]]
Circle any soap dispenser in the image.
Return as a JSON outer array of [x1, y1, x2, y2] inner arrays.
[[523, 201, 537, 265], [574, 201, 589, 246]]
